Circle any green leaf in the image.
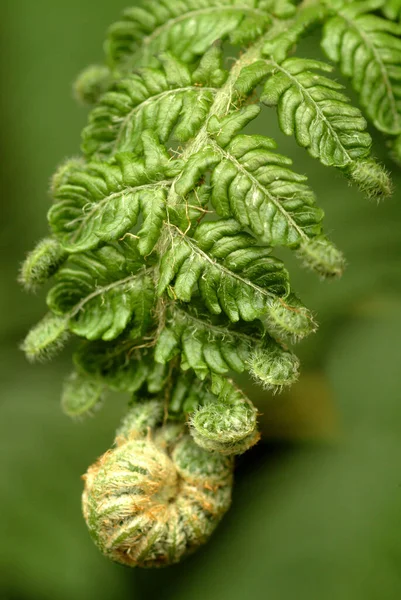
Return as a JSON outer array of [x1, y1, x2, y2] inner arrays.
[[105, 0, 271, 68], [155, 305, 300, 388], [382, 0, 401, 20], [167, 371, 217, 417], [297, 236, 346, 279], [191, 45, 228, 87], [47, 238, 155, 341], [235, 60, 273, 96], [263, 292, 317, 342], [158, 219, 290, 323], [21, 314, 69, 362], [189, 377, 259, 455], [61, 371, 105, 418], [116, 399, 165, 437], [207, 104, 262, 147], [19, 237, 67, 292], [261, 57, 372, 168], [177, 131, 324, 249], [81, 53, 222, 159], [261, 4, 328, 63], [74, 343, 167, 394], [322, 0, 401, 134], [73, 64, 113, 105], [48, 134, 172, 254]]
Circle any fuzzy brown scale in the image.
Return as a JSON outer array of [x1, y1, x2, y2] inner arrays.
[[82, 420, 233, 567]]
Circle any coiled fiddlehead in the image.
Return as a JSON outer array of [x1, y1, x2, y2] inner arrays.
[[82, 401, 233, 567], [20, 0, 399, 566]]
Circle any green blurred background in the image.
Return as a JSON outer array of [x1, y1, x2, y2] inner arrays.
[[1, 1, 401, 598]]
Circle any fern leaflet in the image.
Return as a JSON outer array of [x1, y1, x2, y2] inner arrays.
[[322, 0, 401, 135]]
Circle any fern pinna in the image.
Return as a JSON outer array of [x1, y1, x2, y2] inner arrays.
[[20, 0, 400, 567]]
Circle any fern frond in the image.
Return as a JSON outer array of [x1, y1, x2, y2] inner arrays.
[[72, 337, 261, 454], [206, 128, 323, 248], [20, 0, 400, 566], [175, 106, 344, 276], [19, 238, 67, 292], [235, 52, 391, 198], [382, 0, 401, 20], [158, 219, 290, 322], [322, 0, 401, 135], [262, 292, 317, 342], [155, 305, 300, 389], [61, 371, 105, 418], [260, 57, 372, 168], [261, 4, 328, 63], [82, 51, 225, 159], [46, 238, 155, 341], [74, 65, 113, 105], [49, 132, 179, 254], [21, 314, 69, 362], [73, 342, 167, 395], [189, 375, 260, 455], [164, 370, 214, 417], [74, 343, 215, 416], [105, 0, 277, 69], [180, 129, 322, 248]]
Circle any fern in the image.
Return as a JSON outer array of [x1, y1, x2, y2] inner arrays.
[[155, 303, 301, 387], [105, 0, 287, 68], [158, 218, 290, 316], [20, 0, 399, 567], [261, 57, 372, 167], [82, 50, 225, 158], [382, 0, 401, 20], [49, 133, 177, 253], [321, 0, 401, 136]]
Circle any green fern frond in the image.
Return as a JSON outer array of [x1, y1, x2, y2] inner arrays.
[[61, 371, 105, 418], [158, 219, 290, 321], [20, 0, 400, 567], [382, 0, 401, 20], [21, 313, 69, 362], [105, 0, 278, 69], [322, 0, 401, 135], [179, 115, 322, 242], [23, 0, 398, 438], [261, 4, 328, 63], [235, 52, 390, 198], [19, 238, 67, 292], [189, 376, 260, 455], [175, 108, 344, 276], [46, 238, 154, 341], [155, 304, 300, 388], [261, 57, 372, 168], [82, 51, 226, 159], [73, 342, 167, 394], [262, 292, 317, 342], [49, 133, 177, 254], [74, 65, 113, 105]]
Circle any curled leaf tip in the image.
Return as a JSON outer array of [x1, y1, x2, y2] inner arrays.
[[297, 237, 346, 279], [73, 64, 112, 105], [348, 159, 393, 201], [82, 408, 233, 567], [21, 314, 69, 362]]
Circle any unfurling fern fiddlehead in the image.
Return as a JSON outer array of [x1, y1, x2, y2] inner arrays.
[[82, 400, 234, 567], [20, 0, 399, 567]]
